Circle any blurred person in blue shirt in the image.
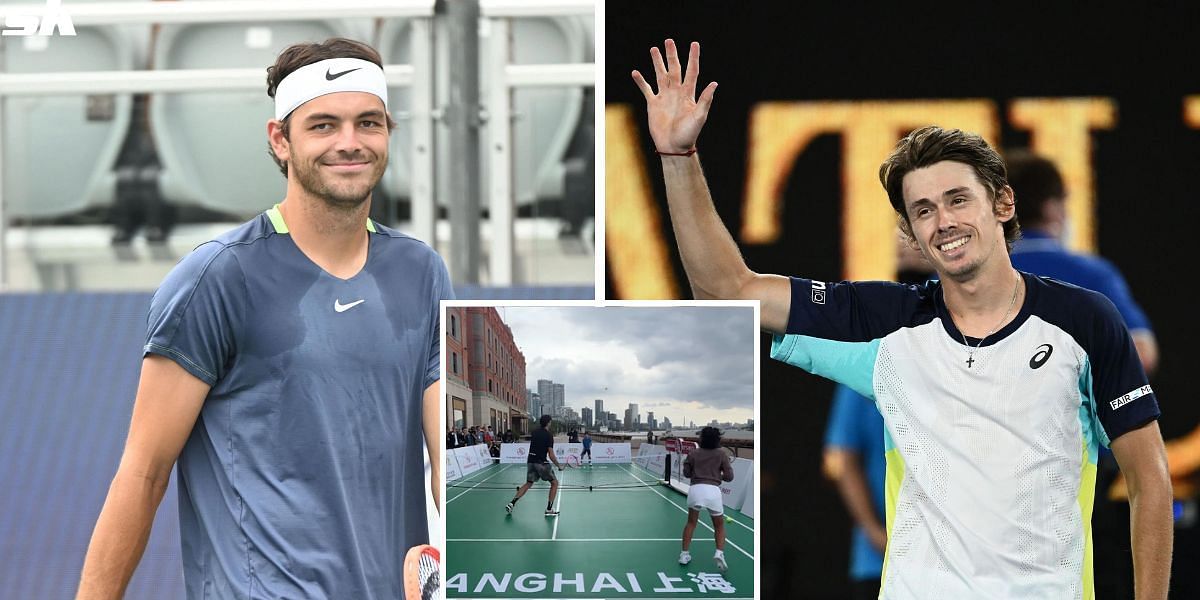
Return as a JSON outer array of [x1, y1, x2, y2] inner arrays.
[[1006, 150, 1158, 374]]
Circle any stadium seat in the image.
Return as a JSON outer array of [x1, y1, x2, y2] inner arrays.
[[375, 15, 590, 219], [150, 11, 372, 220], [374, 16, 421, 212], [0, 0, 136, 220], [494, 15, 590, 210]]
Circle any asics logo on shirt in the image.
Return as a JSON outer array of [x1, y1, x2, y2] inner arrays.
[[811, 281, 827, 305], [334, 299, 365, 313], [1029, 344, 1053, 369]]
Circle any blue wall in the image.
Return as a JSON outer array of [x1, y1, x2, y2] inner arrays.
[[0, 292, 183, 599]]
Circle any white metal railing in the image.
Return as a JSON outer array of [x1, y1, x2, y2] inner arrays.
[[0, 1, 435, 289], [0, 0, 436, 24], [480, 0, 594, 285], [0, 0, 596, 289], [0, 66, 416, 96]]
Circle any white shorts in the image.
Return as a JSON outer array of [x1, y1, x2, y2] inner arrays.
[[686, 483, 724, 516]]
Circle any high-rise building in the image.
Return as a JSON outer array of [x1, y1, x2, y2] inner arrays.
[[552, 383, 565, 416], [595, 399, 604, 422], [648, 411, 656, 430], [582, 407, 593, 428], [536, 379, 553, 417], [535, 379, 567, 417], [623, 408, 633, 430], [662, 417, 673, 430], [628, 403, 639, 428]]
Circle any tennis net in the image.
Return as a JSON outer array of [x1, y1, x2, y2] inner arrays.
[[448, 454, 670, 491]]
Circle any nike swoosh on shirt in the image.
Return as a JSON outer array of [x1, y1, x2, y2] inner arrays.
[[325, 67, 361, 81], [334, 299, 365, 313]]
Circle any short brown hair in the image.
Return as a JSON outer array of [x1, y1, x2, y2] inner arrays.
[[265, 37, 397, 177], [878, 126, 1020, 249]]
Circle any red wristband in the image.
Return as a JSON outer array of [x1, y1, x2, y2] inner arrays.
[[655, 147, 697, 156]]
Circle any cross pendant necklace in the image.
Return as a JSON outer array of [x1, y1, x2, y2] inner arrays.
[[959, 272, 1020, 368]]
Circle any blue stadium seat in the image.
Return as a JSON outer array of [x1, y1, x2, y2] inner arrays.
[[0, 0, 136, 219]]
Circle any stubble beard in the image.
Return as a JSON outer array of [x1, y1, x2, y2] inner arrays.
[[293, 150, 387, 211]]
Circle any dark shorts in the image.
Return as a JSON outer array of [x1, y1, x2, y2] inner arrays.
[[581, 448, 591, 457], [526, 463, 557, 483]]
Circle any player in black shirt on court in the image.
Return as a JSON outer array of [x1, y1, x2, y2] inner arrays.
[[506, 415, 565, 517]]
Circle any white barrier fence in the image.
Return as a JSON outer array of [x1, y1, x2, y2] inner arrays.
[[636, 443, 668, 476], [666, 450, 755, 515], [445, 444, 492, 481]]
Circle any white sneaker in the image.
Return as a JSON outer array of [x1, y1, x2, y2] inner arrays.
[[714, 552, 727, 572], [678, 551, 692, 565]]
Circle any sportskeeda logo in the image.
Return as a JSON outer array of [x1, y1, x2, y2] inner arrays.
[[2, 0, 75, 36], [811, 281, 826, 305], [1110, 384, 1153, 411]]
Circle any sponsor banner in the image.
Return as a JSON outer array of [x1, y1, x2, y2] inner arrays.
[[592, 443, 631, 463], [668, 452, 685, 484], [446, 450, 463, 481], [636, 443, 667, 475], [680, 441, 699, 455], [500, 442, 531, 464], [558, 443, 583, 463], [454, 446, 482, 476], [719, 457, 754, 511], [737, 465, 755, 517], [475, 443, 490, 466], [663, 438, 679, 453]]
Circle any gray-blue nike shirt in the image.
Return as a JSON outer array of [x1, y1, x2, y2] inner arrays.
[[145, 206, 451, 599]]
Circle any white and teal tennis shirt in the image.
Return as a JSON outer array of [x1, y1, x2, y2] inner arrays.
[[145, 206, 452, 599], [771, 272, 1158, 599]]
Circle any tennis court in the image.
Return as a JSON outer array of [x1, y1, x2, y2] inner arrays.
[[445, 452, 756, 599]]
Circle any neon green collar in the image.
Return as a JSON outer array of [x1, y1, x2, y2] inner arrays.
[[266, 203, 377, 234]]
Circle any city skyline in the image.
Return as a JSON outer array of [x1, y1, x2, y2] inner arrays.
[[502, 306, 755, 428]]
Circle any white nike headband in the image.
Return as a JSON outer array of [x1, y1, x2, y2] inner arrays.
[[273, 57, 388, 121]]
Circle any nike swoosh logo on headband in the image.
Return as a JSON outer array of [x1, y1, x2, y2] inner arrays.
[[325, 67, 361, 81]]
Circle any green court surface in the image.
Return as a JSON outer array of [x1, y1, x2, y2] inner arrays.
[[446, 463, 756, 599]]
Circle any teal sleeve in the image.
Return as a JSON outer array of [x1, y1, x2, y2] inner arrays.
[[770, 333, 879, 400]]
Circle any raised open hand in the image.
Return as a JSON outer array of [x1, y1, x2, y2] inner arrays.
[[631, 39, 718, 155]]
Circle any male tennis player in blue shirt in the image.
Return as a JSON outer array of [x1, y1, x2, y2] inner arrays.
[[77, 38, 451, 599], [633, 39, 1172, 599], [581, 430, 593, 465]]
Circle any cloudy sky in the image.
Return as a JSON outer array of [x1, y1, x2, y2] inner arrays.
[[500, 305, 756, 429]]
